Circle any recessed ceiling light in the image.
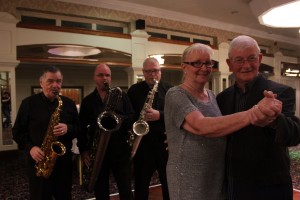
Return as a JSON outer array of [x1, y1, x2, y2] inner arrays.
[[250, 0, 300, 28], [48, 45, 101, 57]]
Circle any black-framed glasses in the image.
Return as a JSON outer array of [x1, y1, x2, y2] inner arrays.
[[183, 60, 214, 69], [231, 55, 259, 65], [143, 69, 161, 74]]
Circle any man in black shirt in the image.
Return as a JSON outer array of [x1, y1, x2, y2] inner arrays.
[[127, 57, 172, 200], [217, 35, 300, 200], [77, 63, 135, 199], [13, 66, 80, 200]]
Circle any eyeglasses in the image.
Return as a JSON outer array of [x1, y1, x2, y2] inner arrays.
[[183, 60, 214, 69], [231, 55, 258, 65], [143, 69, 161, 74]]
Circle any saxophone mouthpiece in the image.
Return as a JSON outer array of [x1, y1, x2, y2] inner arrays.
[[103, 82, 110, 92], [52, 90, 59, 96]]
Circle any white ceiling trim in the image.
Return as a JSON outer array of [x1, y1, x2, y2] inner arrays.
[[57, 0, 300, 45]]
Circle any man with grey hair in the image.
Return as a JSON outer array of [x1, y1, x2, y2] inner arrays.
[[217, 35, 300, 200], [13, 66, 80, 200]]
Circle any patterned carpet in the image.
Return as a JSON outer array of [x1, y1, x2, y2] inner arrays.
[[0, 146, 299, 200], [0, 150, 158, 200]]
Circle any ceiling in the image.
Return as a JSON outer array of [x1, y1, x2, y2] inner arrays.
[[17, 0, 300, 71], [57, 0, 300, 44]]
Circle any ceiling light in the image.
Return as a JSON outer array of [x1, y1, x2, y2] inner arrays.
[[250, 0, 300, 28], [48, 45, 101, 57]]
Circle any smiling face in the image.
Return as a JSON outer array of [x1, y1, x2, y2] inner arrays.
[[227, 35, 262, 89], [181, 43, 214, 88]]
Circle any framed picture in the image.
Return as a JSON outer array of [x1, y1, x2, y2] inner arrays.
[[31, 86, 84, 105]]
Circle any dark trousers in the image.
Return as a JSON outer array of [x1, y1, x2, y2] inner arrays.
[[94, 153, 133, 200], [133, 147, 169, 200], [28, 152, 73, 200], [227, 178, 293, 200]]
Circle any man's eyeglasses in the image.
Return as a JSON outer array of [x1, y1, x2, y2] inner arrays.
[[231, 55, 258, 65], [143, 69, 161, 74], [182, 60, 214, 69]]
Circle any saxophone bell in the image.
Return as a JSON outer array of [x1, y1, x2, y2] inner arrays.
[[97, 110, 122, 133], [132, 120, 149, 136], [51, 141, 66, 156]]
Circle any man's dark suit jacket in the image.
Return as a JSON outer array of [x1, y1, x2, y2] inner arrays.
[[216, 75, 300, 197]]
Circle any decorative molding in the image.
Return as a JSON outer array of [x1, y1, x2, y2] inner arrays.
[[57, 0, 300, 45]]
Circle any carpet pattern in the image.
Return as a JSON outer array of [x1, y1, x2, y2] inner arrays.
[[0, 146, 299, 200], [0, 151, 159, 200]]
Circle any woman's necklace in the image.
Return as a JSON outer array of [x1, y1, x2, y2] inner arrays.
[[181, 82, 208, 100]]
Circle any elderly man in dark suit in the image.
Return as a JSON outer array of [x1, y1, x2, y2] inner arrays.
[[217, 35, 300, 200]]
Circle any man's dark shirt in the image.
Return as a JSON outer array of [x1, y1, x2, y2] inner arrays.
[[77, 88, 135, 155], [12, 93, 80, 153]]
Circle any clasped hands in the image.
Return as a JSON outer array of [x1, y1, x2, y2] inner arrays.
[[249, 90, 282, 127]]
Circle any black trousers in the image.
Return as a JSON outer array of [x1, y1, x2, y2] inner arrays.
[[28, 152, 73, 200], [133, 146, 169, 200], [227, 178, 293, 200], [94, 151, 133, 200]]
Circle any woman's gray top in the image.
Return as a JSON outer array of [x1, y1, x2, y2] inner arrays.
[[164, 86, 226, 200]]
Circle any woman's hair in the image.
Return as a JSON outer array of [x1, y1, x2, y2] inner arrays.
[[228, 35, 261, 59], [182, 43, 213, 62]]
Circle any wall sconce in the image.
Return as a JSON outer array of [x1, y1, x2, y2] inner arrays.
[[250, 0, 300, 28]]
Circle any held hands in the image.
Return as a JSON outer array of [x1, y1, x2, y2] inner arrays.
[[53, 123, 68, 136], [145, 108, 160, 121], [249, 90, 282, 127]]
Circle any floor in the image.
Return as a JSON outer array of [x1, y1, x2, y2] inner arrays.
[[1, 128, 300, 200], [110, 185, 163, 200], [110, 186, 300, 200]]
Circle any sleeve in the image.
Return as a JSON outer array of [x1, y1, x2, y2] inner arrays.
[[274, 86, 300, 146], [65, 100, 81, 141], [165, 89, 197, 129], [77, 99, 90, 153], [118, 92, 136, 131], [12, 100, 33, 151]]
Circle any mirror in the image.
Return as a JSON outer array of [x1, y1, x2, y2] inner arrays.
[[0, 71, 13, 145]]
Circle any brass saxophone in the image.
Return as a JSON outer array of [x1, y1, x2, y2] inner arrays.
[[130, 79, 158, 159], [82, 82, 123, 192], [36, 92, 66, 178]]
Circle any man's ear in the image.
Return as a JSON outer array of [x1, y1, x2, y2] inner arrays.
[[226, 58, 232, 71], [258, 53, 263, 63]]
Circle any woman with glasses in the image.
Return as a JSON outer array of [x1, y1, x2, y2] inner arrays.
[[164, 43, 282, 200]]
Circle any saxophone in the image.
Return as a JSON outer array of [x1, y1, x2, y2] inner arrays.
[[82, 82, 123, 192], [36, 92, 66, 178], [129, 79, 158, 159]]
